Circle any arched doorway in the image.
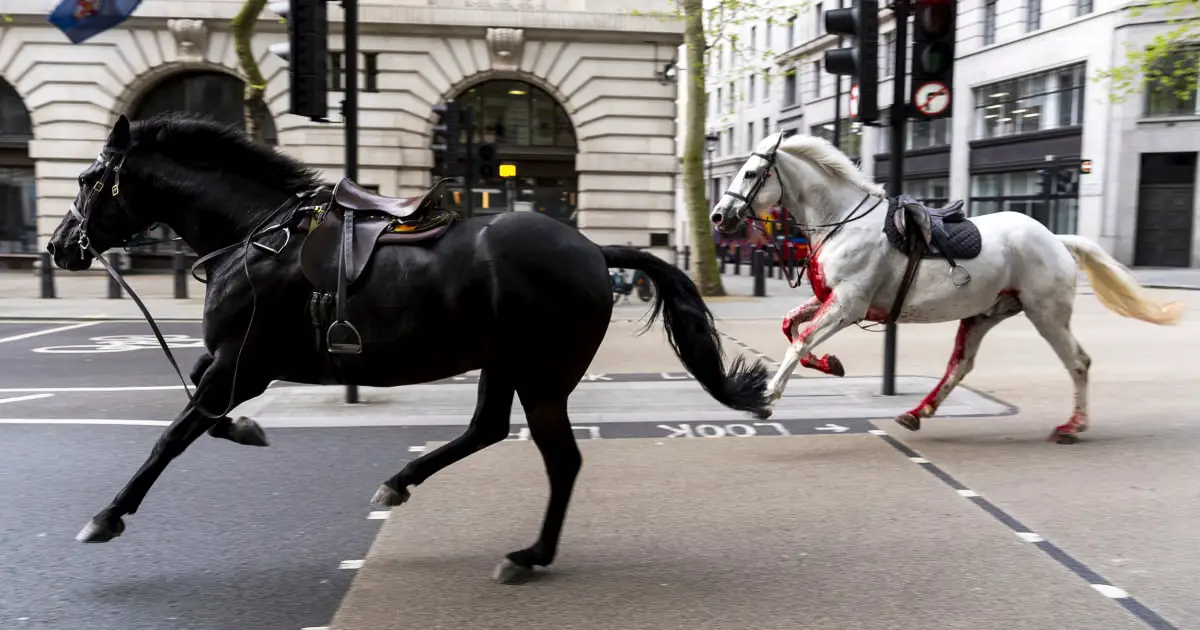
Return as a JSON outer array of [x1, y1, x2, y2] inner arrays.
[[127, 70, 278, 266], [0, 78, 35, 265], [433, 79, 578, 226]]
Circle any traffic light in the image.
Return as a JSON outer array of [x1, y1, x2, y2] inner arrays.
[[823, 0, 879, 124], [267, 0, 329, 122], [909, 0, 957, 120], [477, 143, 498, 180], [431, 101, 460, 177]]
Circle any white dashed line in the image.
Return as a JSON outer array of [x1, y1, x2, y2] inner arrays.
[[367, 511, 390, 520], [0, 322, 100, 344], [0, 418, 170, 427], [956, 489, 980, 497], [338, 559, 364, 570], [867, 429, 888, 435], [1091, 584, 1131, 599], [0, 394, 54, 405], [908, 457, 931, 464], [1016, 532, 1046, 543], [408, 445, 426, 453], [300, 626, 331, 630]]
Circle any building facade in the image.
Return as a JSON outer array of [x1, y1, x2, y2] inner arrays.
[[686, 0, 1200, 268], [0, 0, 683, 265]]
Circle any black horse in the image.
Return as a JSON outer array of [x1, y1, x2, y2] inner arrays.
[[46, 113, 772, 583]]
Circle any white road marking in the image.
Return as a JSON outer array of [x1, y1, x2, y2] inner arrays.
[[0, 418, 170, 427], [867, 429, 888, 435], [408, 445, 426, 453], [1091, 584, 1130, 599], [338, 559, 364, 570], [0, 385, 186, 393], [300, 626, 330, 630], [0, 394, 54, 405], [367, 511, 390, 520], [956, 489, 980, 497], [0, 322, 100, 344], [1016, 532, 1045, 543], [908, 457, 931, 464]]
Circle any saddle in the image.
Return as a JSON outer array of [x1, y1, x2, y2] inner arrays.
[[876, 195, 983, 325], [299, 177, 457, 354]]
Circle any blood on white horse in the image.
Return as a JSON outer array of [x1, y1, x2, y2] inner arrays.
[[710, 132, 1185, 444]]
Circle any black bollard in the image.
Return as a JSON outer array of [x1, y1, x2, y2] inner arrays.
[[719, 250, 727, 274], [107, 253, 122, 299], [733, 245, 741, 275], [173, 241, 188, 299], [39, 252, 55, 299], [752, 248, 767, 297], [671, 245, 679, 268], [683, 245, 691, 270]]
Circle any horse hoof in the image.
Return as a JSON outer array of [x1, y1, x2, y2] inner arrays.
[[825, 355, 846, 377], [76, 516, 125, 543], [492, 558, 536, 585], [895, 413, 921, 432], [229, 417, 270, 447], [753, 406, 774, 420], [370, 484, 410, 507], [1050, 431, 1081, 445]]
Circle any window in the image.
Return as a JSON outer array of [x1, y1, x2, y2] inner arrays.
[[728, 81, 736, 113], [762, 70, 772, 101], [970, 168, 1079, 234], [329, 51, 343, 91], [811, 119, 863, 159], [983, 0, 998, 46], [784, 71, 798, 107], [748, 74, 756, 105], [974, 62, 1086, 139], [716, 87, 723, 117], [814, 2, 824, 38], [762, 117, 771, 140], [328, 51, 380, 92], [910, 118, 952, 149], [451, 80, 576, 148], [747, 121, 755, 151], [750, 25, 758, 52], [0, 167, 35, 254], [1026, 0, 1041, 31], [892, 177, 951, 208], [1145, 47, 1200, 117], [1076, 0, 1093, 15], [364, 52, 379, 93], [787, 15, 797, 49], [765, 19, 773, 50], [882, 31, 896, 77], [812, 61, 822, 97]]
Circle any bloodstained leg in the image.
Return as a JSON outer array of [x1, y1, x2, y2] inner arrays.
[[1023, 299, 1092, 444], [767, 293, 862, 400], [895, 293, 1023, 431], [782, 297, 845, 377]]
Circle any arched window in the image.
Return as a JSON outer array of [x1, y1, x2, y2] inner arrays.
[[131, 70, 277, 145], [0, 78, 35, 254], [435, 80, 578, 226]]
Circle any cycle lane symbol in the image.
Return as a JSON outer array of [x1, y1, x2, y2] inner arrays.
[[31, 335, 207, 354]]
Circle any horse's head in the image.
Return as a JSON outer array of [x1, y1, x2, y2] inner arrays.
[[48, 115, 153, 270], [710, 131, 790, 234]]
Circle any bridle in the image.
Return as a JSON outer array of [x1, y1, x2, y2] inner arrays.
[[717, 133, 885, 292], [58, 147, 301, 422]]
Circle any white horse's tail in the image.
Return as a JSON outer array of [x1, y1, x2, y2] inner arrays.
[[1057, 235, 1186, 325]]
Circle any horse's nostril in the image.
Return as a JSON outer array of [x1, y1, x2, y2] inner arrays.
[[46, 242, 56, 256], [711, 212, 724, 224]]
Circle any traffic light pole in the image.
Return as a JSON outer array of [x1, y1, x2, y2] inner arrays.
[[882, 0, 910, 397], [343, 0, 360, 405]]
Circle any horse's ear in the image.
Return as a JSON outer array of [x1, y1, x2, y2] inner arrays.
[[108, 115, 131, 150]]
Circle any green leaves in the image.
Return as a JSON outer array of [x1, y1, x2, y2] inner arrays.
[[1092, 0, 1200, 104]]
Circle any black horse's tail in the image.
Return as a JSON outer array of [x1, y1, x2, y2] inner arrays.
[[600, 246, 772, 417]]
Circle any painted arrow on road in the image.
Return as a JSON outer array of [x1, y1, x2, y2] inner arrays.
[[0, 393, 54, 405], [814, 423, 849, 433]]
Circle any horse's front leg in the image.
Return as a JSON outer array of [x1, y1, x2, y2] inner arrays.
[[782, 297, 846, 377], [767, 292, 866, 401], [189, 352, 270, 447], [76, 350, 272, 543]]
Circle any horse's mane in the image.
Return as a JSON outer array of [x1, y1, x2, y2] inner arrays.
[[776, 133, 886, 197], [129, 111, 324, 194]]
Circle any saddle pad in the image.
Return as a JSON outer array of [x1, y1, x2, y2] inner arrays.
[[883, 199, 983, 261]]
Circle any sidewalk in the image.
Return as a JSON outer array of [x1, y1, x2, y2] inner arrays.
[[1, 263, 1197, 321]]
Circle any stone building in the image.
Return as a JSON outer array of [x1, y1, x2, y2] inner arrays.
[[0, 0, 684, 266]]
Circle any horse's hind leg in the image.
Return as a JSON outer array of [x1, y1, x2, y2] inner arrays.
[[1023, 299, 1092, 444], [372, 368, 515, 506], [493, 393, 581, 585], [895, 293, 1023, 431]]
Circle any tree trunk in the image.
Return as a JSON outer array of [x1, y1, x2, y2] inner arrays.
[[232, 0, 269, 143], [683, 0, 726, 296]]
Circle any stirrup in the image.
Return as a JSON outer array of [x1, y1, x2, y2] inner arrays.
[[327, 320, 363, 354]]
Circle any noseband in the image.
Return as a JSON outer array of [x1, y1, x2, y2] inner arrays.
[[67, 149, 140, 253]]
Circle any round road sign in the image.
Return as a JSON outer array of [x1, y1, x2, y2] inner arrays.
[[913, 81, 950, 116]]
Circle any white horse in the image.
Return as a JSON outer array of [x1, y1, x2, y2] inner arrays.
[[709, 131, 1185, 443]]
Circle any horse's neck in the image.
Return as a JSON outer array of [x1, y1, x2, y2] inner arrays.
[[787, 180, 882, 244], [160, 180, 295, 257]]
